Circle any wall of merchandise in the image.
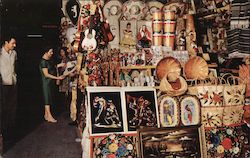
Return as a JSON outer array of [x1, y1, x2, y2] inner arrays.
[[59, 0, 250, 157]]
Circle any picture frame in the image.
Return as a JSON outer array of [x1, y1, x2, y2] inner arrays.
[[158, 95, 179, 127], [122, 87, 159, 133], [180, 95, 201, 126], [137, 125, 207, 158], [87, 87, 125, 136]]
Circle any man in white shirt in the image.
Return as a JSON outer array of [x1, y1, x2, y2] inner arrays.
[[0, 35, 17, 148]]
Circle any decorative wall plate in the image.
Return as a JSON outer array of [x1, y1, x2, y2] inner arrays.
[[121, 0, 147, 20], [158, 95, 179, 127], [103, 0, 123, 19], [180, 95, 200, 126], [201, 106, 223, 128], [162, 2, 186, 16], [145, 1, 164, 20]]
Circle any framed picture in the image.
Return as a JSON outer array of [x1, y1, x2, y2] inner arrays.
[[91, 134, 137, 158], [137, 125, 207, 158], [122, 87, 159, 133], [158, 95, 179, 127], [180, 95, 200, 126], [137, 20, 153, 48], [87, 87, 125, 136], [143, 48, 153, 65], [120, 20, 137, 53]]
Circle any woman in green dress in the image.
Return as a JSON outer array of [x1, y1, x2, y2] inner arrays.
[[39, 47, 64, 123]]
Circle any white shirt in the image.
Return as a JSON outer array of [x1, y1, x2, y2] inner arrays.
[[0, 47, 17, 85]]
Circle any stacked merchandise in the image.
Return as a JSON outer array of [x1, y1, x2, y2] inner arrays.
[[227, 0, 250, 55]]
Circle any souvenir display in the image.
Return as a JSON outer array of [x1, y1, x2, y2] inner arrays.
[[180, 95, 200, 126], [121, 0, 147, 20], [57, 0, 249, 157], [92, 134, 137, 158], [137, 125, 207, 158], [158, 95, 179, 127]]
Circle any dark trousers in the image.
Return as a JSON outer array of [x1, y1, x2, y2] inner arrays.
[[1, 85, 17, 140]]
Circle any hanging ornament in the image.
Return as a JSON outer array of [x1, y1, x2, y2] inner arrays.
[[66, 0, 80, 25]]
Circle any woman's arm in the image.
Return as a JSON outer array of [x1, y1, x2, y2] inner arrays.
[[42, 68, 64, 80]]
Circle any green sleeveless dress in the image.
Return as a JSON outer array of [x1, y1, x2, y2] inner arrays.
[[39, 58, 55, 105]]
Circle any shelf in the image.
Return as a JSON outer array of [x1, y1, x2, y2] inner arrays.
[[120, 65, 156, 69]]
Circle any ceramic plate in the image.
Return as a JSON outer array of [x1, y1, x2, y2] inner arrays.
[[103, 0, 123, 19], [145, 1, 164, 20], [122, 0, 147, 20]]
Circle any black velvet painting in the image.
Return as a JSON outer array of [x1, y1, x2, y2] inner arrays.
[[89, 91, 124, 135], [124, 90, 158, 132]]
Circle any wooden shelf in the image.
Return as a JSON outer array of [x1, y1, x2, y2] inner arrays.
[[208, 63, 218, 68], [120, 65, 156, 70]]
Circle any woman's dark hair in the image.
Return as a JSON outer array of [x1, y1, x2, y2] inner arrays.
[[41, 45, 53, 57], [59, 47, 68, 56]]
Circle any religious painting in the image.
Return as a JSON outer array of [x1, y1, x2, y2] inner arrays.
[[137, 125, 207, 158], [120, 20, 137, 53], [180, 95, 200, 126], [137, 20, 153, 48], [122, 87, 159, 133], [158, 95, 179, 127], [87, 87, 124, 136]]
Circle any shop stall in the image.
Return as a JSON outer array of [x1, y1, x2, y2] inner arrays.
[[59, 0, 250, 157]]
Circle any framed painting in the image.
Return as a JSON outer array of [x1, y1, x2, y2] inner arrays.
[[180, 95, 201, 126], [87, 87, 125, 136], [137, 125, 207, 158], [91, 133, 137, 158], [122, 87, 159, 133], [137, 20, 153, 48], [120, 20, 137, 53], [158, 95, 179, 127]]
